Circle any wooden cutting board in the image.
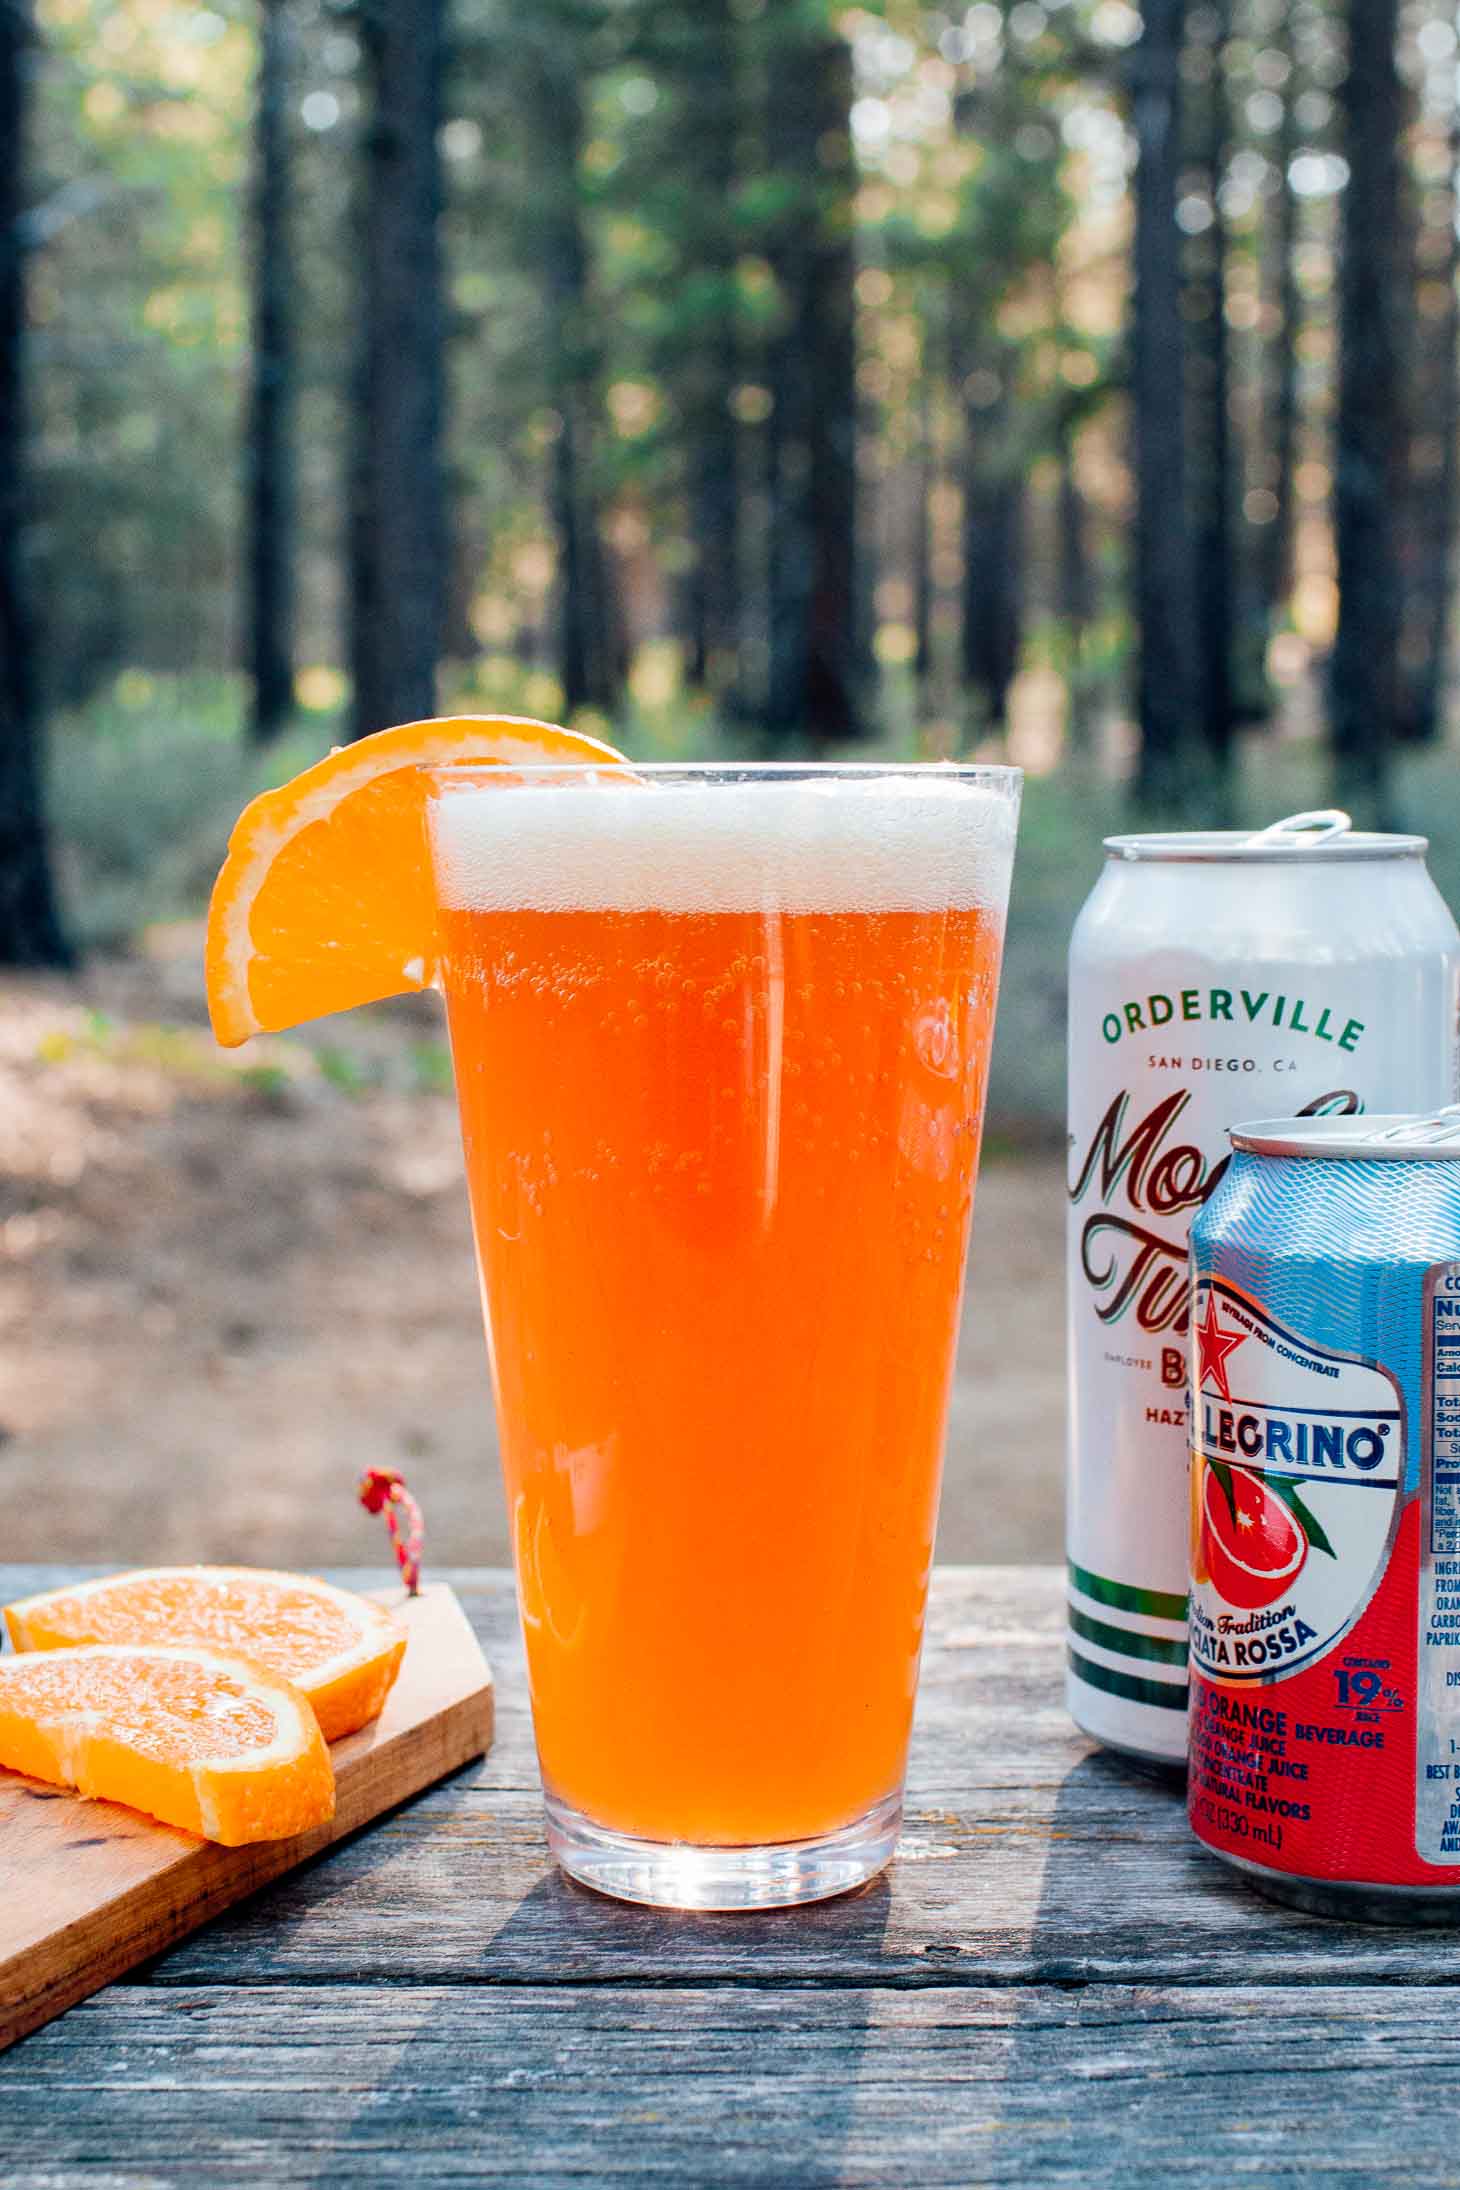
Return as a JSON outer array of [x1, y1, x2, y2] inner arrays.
[[0, 1582, 494, 2052]]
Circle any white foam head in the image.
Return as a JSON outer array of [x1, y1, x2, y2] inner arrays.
[[427, 775, 1019, 915]]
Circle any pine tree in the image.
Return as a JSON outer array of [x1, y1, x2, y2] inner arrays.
[[1054, 394, 1096, 761], [666, 0, 740, 693], [1129, 0, 1198, 810], [519, 7, 618, 713], [1189, 0, 1234, 786], [1330, 0, 1404, 820], [958, 367, 1023, 733], [1399, 18, 1460, 746], [0, 0, 70, 966], [762, 4, 862, 743], [949, 10, 1023, 737], [348, 0, 448, 740], [244, 0, 296, 744], [913, 337, 937, 691], [1259, 1, 1301, 624], [941, 4, 1074, 742]]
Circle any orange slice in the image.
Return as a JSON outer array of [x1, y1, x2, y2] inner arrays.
[[5, 1567, 406, 1744], [205, 713, 624, 1046], [0, 1642, 334, 1844]]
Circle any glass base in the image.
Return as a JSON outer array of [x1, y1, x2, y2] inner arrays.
[[544, 1787, 903, 1910]]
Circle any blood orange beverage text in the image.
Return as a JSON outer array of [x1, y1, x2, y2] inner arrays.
[[428, 767, 1019, 1903]]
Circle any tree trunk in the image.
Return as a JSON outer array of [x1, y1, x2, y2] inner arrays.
[[1056, 411, 1094, 635], [1128, 0, 1198, 810], [764, 275, 803, 731], [959, 375, 1023, 733], [681, 0, 740, 697], [1260, 5, 1300, 622], [686, 430, 738, 701], [913, 357, 935, 689], [949, 13, 1027, 743], [1056, 406, 1095, 761], [1191, 2, 1234, 784], [244, 0, 295, 745], [526, 33, 616, 716], [764, 15, 861, 743], [683, 544, 708, 691], [1330, 0, 1404, 821], [440, 484, 483, 666], [549, 404, 597, 714], [1421, 99, 1460, 742], [348, 0, 447, 741], [0, 0, 69, 966], [1399, 72, 1460, 746]]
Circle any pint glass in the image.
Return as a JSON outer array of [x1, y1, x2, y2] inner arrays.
[[427, 763, 1021, 1907]]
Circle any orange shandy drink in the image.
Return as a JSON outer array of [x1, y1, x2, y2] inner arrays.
[[428, 769, 1019, 1898]]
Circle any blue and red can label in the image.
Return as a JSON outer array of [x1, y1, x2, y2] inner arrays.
[[1188, 1263, 1460, 1885]]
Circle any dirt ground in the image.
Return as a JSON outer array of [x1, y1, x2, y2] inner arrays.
[[0, 933, 1066, 1571]]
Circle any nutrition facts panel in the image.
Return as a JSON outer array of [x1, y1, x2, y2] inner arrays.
[[1431, 1272, 1460, 1553], [1419, 1262, 1460, 1864]]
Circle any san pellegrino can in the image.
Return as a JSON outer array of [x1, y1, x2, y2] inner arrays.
[[1188, 1110, 1460, 1920], [1066, 811, 1460, 1765]]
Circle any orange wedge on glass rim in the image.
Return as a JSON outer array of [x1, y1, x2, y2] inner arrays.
[[204, 714, 625, 1047], [4, 1567, 406, 1743], [0, 1642, 334, 1845]]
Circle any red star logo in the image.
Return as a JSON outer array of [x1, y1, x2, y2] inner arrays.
[[1196, 1293, 1246, 1401]]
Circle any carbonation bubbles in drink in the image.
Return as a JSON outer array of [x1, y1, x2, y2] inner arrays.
[[1066, 812, 1460, 1766]]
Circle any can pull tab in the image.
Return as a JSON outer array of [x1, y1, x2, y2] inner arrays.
[[1370, 1105, 1460, 1148], [1245, 809, 1352, 848]]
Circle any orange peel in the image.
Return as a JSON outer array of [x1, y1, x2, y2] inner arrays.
[[0, 1641, 335, 1845], [204, 714, 623, 1046]]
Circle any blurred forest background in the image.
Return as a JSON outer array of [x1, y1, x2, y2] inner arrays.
[[8, 0, 1460, 947], [5, 0, 1460, 1561]]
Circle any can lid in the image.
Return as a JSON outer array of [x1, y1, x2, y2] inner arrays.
[[1104, 809, 1429, 863], [1231, 1109, 1460, 1161]]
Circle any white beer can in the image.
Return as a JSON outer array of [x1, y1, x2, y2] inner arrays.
[[1066, 810, 1460, 1764]]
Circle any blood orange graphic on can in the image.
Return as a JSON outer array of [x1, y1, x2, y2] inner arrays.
[[1199, 1463, 1308, 1609], [1187, 1278, 1404, 1683]]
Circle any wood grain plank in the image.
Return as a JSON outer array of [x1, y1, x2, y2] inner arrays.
[[95, 1569, 1460, 1990], [136, 1776, 1460, 1990], [5, 1568, 1451, 2000], [4, 1982, 1457, 2186], [2, 1568, 1453, 2185], [0, 1585, 493, 2052]]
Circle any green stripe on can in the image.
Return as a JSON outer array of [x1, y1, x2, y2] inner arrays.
[[1068, 1644, 1189, 1713], [1068, 1560, 1187, 1623], [1068, 1605, 1188, 1668]]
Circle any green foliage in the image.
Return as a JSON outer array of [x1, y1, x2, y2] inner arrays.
[[987, 731, 1460, 1138], [28, 0, 1436, 1071], [408, 1040, 455, 1096], [26, 0, 1135, 709], [313, 1043, 372, 1096], [47, 670, 334, 947], [38, 655, 1460, 1138], [30, 0, 251, 707]]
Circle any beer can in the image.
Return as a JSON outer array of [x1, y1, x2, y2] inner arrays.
[[1066, 812, 1460, 1766], [1188, 1110, 1460, 1922]]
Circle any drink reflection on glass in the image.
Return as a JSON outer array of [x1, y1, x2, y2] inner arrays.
[[427, 763, 1021, 1908]]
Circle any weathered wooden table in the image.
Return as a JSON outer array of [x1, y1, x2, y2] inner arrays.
[[4, 1565, 1458, 2185]]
